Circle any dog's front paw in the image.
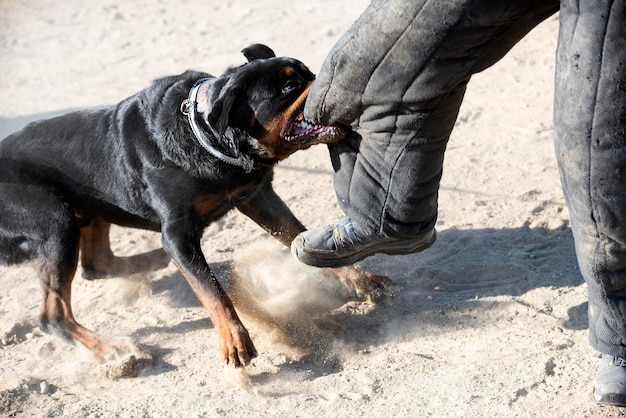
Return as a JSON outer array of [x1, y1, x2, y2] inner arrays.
[[329, 266, 393, 302], [218, 321, 258, 367]]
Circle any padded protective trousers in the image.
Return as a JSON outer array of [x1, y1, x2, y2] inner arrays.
[[304, 0, 626, 356], [555, 1, 626, 357]]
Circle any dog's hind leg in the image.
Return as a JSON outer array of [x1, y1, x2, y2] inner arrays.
[[79, 219, 170, 279], [35, 211, 127, 356]]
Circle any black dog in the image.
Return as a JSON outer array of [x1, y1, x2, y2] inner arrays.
[[0, 44, 388, 367]]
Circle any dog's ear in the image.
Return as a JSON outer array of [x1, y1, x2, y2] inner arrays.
[[241, 44, 275, 62], [208, 83, 239, 140]]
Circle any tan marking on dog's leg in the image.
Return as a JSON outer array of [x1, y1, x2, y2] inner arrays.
[[37, 260, 127, 357], [80, 219, 169, 279], [172, 260, 257, 367]]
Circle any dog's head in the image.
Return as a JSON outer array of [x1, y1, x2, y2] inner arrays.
[[204, 44, 347, 161]]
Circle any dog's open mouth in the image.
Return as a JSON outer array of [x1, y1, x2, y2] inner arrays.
[[283, 112, 347, 145]]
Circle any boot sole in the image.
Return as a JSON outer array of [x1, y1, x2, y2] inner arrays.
[[293, 229, 437, 268], [595, 390, 626, 406]]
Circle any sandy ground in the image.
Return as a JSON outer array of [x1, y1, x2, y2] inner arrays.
[[1, 1, 625, 417]]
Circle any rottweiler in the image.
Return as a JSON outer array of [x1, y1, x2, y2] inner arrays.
[[0, 44, 389, 367]]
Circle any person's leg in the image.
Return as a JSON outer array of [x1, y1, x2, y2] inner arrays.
[[294, 0, 559, 267], [554, 0, 626, 406]]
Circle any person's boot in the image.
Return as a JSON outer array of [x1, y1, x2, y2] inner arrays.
[[291, 217, 436, 267], [595, 354, 626, 406]]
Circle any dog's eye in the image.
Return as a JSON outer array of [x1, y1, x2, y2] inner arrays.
[[281, 81, 297, 95]]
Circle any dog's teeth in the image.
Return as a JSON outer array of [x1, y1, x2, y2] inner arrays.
[[285, 117, 331, 141], [300, 121, 315, 130]]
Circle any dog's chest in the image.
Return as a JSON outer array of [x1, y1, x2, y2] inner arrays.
[[191, 183, 254, 222]]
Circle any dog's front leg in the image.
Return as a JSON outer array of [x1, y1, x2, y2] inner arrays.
[[236, 181, 305, 246], [161, 225, 256, 367]]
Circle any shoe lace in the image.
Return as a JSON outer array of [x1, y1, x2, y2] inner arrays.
[[332, 219, 359, 250], [610, 357, 626, 367]]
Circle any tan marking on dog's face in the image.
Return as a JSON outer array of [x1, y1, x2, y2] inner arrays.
[[255, 82, 313, 160]]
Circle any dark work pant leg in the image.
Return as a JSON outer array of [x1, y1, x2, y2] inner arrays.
[[555, 0, 626, 356], [306, 0, 558, 237]]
